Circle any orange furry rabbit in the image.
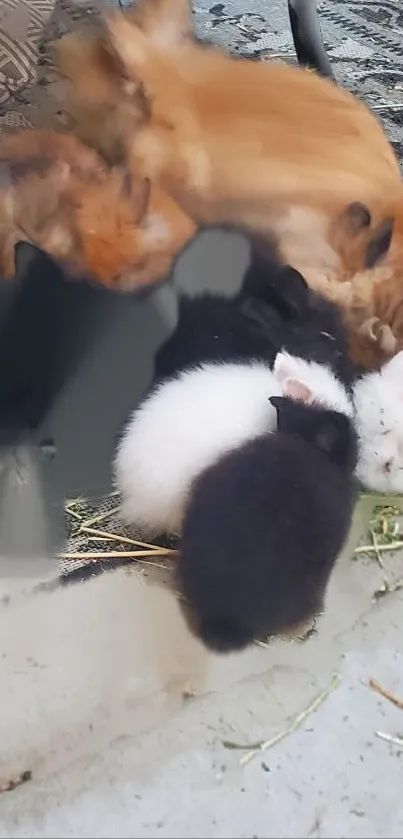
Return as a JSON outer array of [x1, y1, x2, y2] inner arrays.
[[95, 14, 403, 366], [103, 15, 400, 223], [58, 5, 403, 369], [0, 129, 195, 289]]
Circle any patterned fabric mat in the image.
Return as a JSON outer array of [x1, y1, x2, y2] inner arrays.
[[1, 0, 403, 154], [1, 0, 402, 580], [60, 491, 178, 586]]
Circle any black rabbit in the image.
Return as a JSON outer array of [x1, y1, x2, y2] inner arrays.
[[154, 228, 357, 388], [0, 242, 110, 439], [177, 394, 358, 653]]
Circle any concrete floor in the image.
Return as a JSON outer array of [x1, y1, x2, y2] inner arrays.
[[0, 515, 402, 838]]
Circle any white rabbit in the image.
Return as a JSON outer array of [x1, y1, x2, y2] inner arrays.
[[113, 352, 353, 537], [354, 351, 403, 493]]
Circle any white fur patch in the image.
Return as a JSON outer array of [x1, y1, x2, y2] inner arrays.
[[114, 361, 281, 536], [114, 354, 353, 537], [274, 352, 354, 418], [354, 352, 403, 492]]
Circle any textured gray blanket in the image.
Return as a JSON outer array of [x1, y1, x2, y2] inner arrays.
[[193, 0, 403, 157]]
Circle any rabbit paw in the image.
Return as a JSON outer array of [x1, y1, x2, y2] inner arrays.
[[359, 317, 397, 354]]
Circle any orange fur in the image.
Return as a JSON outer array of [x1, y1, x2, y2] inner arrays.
[[341, 217, 403, 370], [58, 9, 403, 370], [0, 130, 195, 289], [57, 0, 193, 164], [105, 17, 400, 214], [102, 15, 403, 369]]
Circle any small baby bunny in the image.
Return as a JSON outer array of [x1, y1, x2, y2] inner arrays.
[[0, 129, 195, 290], [114, 351, 352, 537], [177, 394, 358, 653], [354, 350, 403, 493], [155, 228, 356, 387]]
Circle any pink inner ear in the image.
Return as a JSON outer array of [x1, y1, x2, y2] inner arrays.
[[283, 378, 312, 403]]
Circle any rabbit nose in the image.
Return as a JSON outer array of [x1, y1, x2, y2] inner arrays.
[[383, 459, 393, 474]]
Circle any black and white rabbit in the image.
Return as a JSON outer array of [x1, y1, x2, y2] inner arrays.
[[154, 229, 357, 388], [177, 393, 358, 653], [114, 350, 353, 537]]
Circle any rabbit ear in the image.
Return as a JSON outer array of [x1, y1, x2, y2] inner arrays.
[[106, 14, 155, 78], [337, 202, 372, 237], [282, 378, 312, 404], [273, 353, 313, 403], [278, 266, 309, 316], [132, 0, 193, 47], [106, 12, 177, 104]]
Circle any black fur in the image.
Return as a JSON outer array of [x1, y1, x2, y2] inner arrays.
[[154, 230, 357, 388], [177, 398, 358, 653], [0, 241, 112, 439]]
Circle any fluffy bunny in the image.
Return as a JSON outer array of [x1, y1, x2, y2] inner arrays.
[[59, 8, 403, 370], [353, 350, 403, 493], [114, 351, 353, 537], [104, 14, 400, 222], [155, 228, 357, 387], [177, 395, 358, 653], [0, 129, 195, 289], [99, 14, 403, 371]]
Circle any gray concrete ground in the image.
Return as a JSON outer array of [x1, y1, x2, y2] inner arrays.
[[0, 519, 402, 838]]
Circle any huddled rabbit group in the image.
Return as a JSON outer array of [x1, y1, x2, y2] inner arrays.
[[1, 0, 403, 652], [2, 0, 403, 368], [114, 228, 403, 653]]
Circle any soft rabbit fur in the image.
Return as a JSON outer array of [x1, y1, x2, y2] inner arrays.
[[178, 395, 358, 653], [58, 6, 403, 369], [99, 15, 403, 369], [353, 350, 403, 493], [103, 19, 399, 235], [0, 129, 195, 289], [154, 228, 357, 387], [57, 4, 403, 369], [104, 15, 400, 220], [57, 0, 194, 165], [114, 351, 352, 537]]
